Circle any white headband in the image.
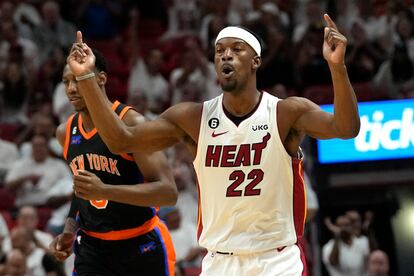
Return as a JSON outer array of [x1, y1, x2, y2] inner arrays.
[[215, 26, 261, 56]]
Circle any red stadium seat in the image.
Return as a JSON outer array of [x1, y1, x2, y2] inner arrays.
[[0, 210, 15, 230], [0, 188, 16, 211], [0, 123, 20, 142], [36, 206, 52, 231], [352, 82, 389, 102], [106, 77, 128, 103]]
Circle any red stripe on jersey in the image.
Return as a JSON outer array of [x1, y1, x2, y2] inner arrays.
[[297, 238, 308, 276], [292, 158, 306, 239], [194, 168, 203, 241]]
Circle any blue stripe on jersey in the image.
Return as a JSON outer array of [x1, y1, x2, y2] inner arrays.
[[154, 227, 170, 276], [151, 207, 157, 216]]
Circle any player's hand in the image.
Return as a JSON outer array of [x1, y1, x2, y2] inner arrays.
[[49, 232, 75, 262], [322, 14, 347, 66], [73, 170, 107, 200], [67, 31, 96, 76]]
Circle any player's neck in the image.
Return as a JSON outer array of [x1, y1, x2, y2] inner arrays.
[[222, 89, 261, 117], [81, 98, 112, 132], [80, 110, 95, 132]]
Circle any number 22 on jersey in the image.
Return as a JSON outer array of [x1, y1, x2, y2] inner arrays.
[[226, 169, 264, 197]]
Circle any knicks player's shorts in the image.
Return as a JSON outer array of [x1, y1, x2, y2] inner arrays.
[[200, 244, 306, 276], [73, 220, 175, 276]]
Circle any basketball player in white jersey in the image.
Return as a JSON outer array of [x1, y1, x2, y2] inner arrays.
[[67, 14, 359, 275]]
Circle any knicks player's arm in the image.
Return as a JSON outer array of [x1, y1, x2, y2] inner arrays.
[[49, 196, 79, 261], [89, 150, 178, 206], [74, 110, 178, 206]]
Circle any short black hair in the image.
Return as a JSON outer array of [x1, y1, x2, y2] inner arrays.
[[92, 48, 107, 73]]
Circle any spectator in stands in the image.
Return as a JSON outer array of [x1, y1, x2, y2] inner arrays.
[[367, 250, 389, 276], [0, 1, 40, 41], [128, 48, 170, 115], [3, 249, 27, 276], [392, 10, 414, 60], [295, 23, 332, 89], [292, 0, 325, 43], [0, 213, 10, 273], [199, 0, 230, 53], [45, 178, 72, 236], [169, 37, 220, 104], [170, 143, 198, 225], [346, 210, 368, 240], [15, 113, 61, 158], [0, 136, 19, 185], [36, 46, 67, 101], [159, 206, 205, 270], [52, 81, 74, 124], [33, 1, 76, 64], [14, 206, 53, 252], [323, 215, 369, 276], [4, 135, 71, 208], [162, 0, 201, 41], [333, 0, 358, 31], [346, 210, 378, 252], [373, 43, 414, 98], [257, 25, 295, 91], [0, 19, 39, 71], [345, 19, 386, 83], [10, 226, 62, 276], [127, 92, 157, 121], [0, 61, 30, 124]]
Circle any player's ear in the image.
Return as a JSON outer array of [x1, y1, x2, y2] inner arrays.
[[97, 71, 107, 86], [252, 56, 261, 71]]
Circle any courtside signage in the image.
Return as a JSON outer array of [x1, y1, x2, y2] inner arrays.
[[317, 99, 414, 163]]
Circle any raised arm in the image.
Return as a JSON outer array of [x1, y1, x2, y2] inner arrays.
[[67, 32, 193, 153], [286, 14, 360, 140]]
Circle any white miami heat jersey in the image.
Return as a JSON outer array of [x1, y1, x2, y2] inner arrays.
[[193, 92, 306, 254]]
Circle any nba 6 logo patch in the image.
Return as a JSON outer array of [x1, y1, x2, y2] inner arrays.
[[72, 126, 77, 134], [208, 118, 219, 129], [71, 135, 82, 145]]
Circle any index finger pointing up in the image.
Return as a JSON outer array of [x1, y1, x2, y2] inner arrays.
[[76, 31, 83, 44], [324, 13, 338, 30]]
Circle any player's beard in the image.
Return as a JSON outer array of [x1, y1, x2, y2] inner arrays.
[[221, 79, 237, 92]]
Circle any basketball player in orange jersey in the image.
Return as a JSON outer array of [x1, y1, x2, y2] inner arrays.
[[68, 14, 359, 275], [49, 49, 177, 275]]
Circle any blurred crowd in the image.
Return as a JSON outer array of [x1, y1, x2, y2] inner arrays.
[[0, 0, 413, 275]]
